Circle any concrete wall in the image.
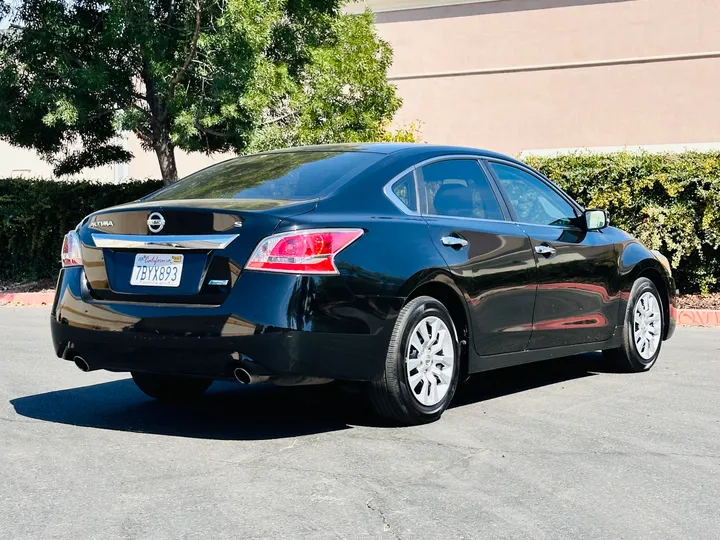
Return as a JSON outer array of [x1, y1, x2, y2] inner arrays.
[[374, 0, 720, 154]]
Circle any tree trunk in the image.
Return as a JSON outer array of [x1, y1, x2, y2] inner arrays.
[[155, 137, 178, 185], [141, 59, 178, 185]]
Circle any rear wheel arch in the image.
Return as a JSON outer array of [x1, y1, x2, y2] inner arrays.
[[405, 279, 470, 377]]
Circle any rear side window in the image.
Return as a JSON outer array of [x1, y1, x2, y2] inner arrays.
[[421, 159, 504, 220], [145, 151, 382, 201], [391, 172, 418, 212]]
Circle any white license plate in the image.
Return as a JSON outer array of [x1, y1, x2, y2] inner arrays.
[[130, 254, 184, 287]]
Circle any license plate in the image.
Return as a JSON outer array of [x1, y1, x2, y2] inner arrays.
[[130, 254, 184, 287]]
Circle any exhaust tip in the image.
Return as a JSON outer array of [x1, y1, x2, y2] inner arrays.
[[73, 356, 90, 372], [234, 367, 252, 385]]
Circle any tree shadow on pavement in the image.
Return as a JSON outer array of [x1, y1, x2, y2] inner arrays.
[[11, 351, 614, 439]]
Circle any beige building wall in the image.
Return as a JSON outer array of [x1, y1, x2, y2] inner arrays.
[[2, 0, 718, 180], [124, 137, 229, 180], [367, 0, 720, 155], [0, 136, 223, 182], [0, 140, 115, 181]]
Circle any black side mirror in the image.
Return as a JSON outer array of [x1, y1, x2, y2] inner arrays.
[[584, 209, 609, 231]]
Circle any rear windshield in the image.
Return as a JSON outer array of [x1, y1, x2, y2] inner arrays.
[[144, 151, 382, 201]]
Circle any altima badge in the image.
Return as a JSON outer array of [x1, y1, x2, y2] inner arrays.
[[147, 212, 165, 233], [89, 220, 114, 229]]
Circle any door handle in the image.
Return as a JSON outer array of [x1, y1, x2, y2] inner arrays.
[[535, 244, 556, 257], [441, 236, 468, 248]]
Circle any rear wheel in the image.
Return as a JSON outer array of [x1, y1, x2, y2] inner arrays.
[[131, 372, 212, 402], [369, 296, 460, 425], [603, 277, 664, 372]]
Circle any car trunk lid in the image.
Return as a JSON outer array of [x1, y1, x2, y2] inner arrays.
[[78, 198, 316, 304]]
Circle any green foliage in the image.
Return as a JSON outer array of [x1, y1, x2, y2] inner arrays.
[[0, 178, 162, 281], [525, 151, 720, 293], [11, 149, 714, 292], [378, 121, 422, 143], [0, 1, 406, 183]]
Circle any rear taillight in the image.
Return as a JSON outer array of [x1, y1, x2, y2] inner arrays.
[[61, 231, 83, 267], [245, 229, 364, 274]]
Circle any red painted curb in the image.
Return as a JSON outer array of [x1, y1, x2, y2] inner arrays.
[[677, 309, 720, 327], [0, 292, 55, 307]]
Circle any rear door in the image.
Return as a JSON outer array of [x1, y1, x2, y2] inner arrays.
[[486, 160, 618, 349], [416, 158, 538, 356]]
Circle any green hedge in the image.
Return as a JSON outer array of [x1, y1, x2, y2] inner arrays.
[[525, 151, 720, 293], [2, 151, 719, 292], [0, 178, 163, 282]]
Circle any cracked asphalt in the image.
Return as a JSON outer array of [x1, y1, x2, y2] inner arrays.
[[2, 307, 720, 539]]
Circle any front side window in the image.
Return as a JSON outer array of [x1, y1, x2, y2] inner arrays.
[[421, 159, 504, 220], [490, 162, 577, 227]]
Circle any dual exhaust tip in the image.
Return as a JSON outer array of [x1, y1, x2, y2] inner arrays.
[[233, 367, 332, 387], [73, 358, 268, 383], [73, 358, 329, 387], [74, 356, 92, 372], [233, 367, 270, 385]]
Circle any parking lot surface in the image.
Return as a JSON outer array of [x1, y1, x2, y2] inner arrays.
[[1, 307, 719, 539]]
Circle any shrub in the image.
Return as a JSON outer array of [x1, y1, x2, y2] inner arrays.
[[0, 178, 162, 282], [2, 151, 719, 293], [524, 151, 720, 293]]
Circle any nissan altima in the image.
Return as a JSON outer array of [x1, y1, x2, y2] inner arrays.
[[51, 144, 676, 424]]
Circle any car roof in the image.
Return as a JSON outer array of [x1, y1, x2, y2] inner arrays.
[[265, 142, 528, 168]]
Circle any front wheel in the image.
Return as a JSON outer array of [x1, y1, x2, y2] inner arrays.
[[131, 372, 213, 402], [603, 277, 664, 372], [369, 296, 460, 425]]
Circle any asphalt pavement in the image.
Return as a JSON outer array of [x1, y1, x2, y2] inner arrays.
[[1, 307, 719, 539]]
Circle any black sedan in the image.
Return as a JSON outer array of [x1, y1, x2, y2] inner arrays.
[[51, 144, 677, 424]]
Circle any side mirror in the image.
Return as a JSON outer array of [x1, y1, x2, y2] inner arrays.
[[584, 209, 609, 231]]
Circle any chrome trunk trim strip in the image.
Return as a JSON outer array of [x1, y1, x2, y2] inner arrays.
[[91, 234, 239, 250]]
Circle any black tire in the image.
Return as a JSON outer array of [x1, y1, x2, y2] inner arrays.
[[603, 277, 664, 372], [131, 372, 212, 402], [369, 296, 461, 425]]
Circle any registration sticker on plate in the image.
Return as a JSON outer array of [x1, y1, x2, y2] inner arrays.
[[130, 254, 184, 287]]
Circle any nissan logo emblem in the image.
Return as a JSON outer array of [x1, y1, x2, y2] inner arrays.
[[147, 212, 165, 233]]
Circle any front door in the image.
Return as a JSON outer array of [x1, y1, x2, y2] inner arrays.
[[418, 158, 538, 356], [487, 161, 618, 349]]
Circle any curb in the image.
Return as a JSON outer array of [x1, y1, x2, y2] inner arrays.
[[0, 292, 55, 307], [677, 309, 720, 327], [2, 292, 720, 326]]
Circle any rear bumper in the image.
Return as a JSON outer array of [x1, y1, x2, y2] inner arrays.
[[51, 267, 401, 381]]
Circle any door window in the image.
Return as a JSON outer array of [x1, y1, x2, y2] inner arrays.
[[421, 160, 504, 220], [490, 162, 577, 227]]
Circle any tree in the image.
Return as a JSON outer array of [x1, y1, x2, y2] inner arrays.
[[0, 1, 408, 184]]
